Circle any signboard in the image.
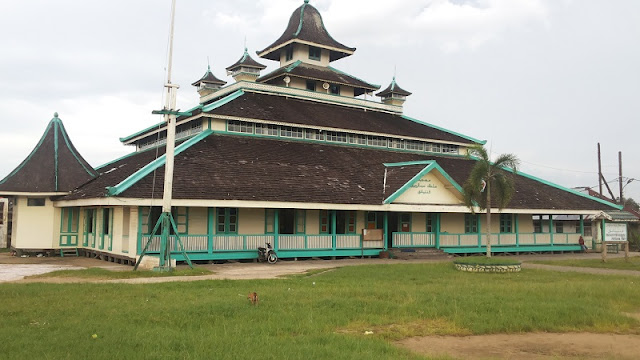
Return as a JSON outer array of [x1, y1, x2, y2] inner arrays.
[[605, 223, 627, 242]]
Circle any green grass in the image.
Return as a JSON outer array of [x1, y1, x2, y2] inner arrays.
[[2, 263, 640, 359], [0, 248, 10, 253], [532, 256, 640, 271], [453, 256, 521, 265], [27, 267, 213, 279]]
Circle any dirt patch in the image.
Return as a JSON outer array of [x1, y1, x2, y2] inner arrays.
[[396, 332, 640, 360]]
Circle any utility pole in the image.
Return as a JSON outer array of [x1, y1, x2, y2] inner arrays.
[[619, 151, 623, 205], [597, 143, 603, 196]]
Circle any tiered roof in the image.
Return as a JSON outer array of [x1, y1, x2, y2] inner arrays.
[[257, 0, 355, 62], [226, 47, 266, 73], [0, 113, 97, 194], [191, 65, 226, 87], [377, 77, 412, 97]]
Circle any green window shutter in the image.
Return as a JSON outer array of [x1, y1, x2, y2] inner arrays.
[[265, 209, 275, 234], [295, 210, 306, 234]]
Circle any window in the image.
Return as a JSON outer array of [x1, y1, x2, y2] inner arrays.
[[367, 136, 387, 147], [388, 138, 404, 149], [217, 208, 238, 234], [441, 144, 459, 154], [405, 140, 424, 151], [428, 143, 442, 153], [60, 208, 79, 233], [555, 221, 564, 234], [533, 217, 542, 233], [366, 211, 384, 229], [583, 223, 592, 237], [575, 221, 582, 234], [336, 211, 356, 234], [500, 214, 512, 233], [306, 80, 316, 92], [330, 84, 340, 95], [349, 134, 367, 145], [465, 214, 478, 233], [280, 126, 303, 138], [426, 214, 434, 232], [326, 131, 347, 143], [86, 209, 95, 234], [308, 46, 321, 60], [279, 209, 305, 234], [27, 198, 45, 206], [399, 213, 411, 232], [320, 210, 331, 234], [285, 45, 293, 61], [305, 129, 324, 140], [265, 209, 275, 233], [255, 123, 279, 136], [102, 208, 111, 236], [228, 120, 253, 133]]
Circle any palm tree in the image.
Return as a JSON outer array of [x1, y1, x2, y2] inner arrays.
[[462, 145, 519, 258]]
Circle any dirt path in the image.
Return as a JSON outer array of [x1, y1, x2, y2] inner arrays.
[[396, 332, 640, 360]]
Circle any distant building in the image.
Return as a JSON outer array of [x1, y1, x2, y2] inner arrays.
[[0, 1, 622, 260]]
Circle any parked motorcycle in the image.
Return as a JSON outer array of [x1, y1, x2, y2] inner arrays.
[[258, 242, 278, 264]]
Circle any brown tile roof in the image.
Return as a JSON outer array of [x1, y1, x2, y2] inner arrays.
[[383, 164, 428, 199], [226, 48, 266, 72], [191, 66, 226, 87], [208, 91, 478, 144], [377, 77, 412, 97], [257, 61, 379, 96], [0, 114, 97, 193], [61, 133, 618, 211], [257, 2, 355, 62]]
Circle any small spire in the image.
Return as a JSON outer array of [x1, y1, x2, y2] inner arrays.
[[207, 56, 210, 71], [304, 0, 310, 4], [53, 112, 59, 118]]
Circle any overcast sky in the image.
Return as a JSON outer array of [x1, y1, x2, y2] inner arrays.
[[1, 0, 638, 202]]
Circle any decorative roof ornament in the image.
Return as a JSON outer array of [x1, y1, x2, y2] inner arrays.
[[226, 47, 267, 73], [376, 76, 412, 107], [191, 64, 227, 87], [257, 1, 355, 62]]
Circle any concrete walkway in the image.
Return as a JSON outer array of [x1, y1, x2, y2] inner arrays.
[[1, 251, 639, 284]]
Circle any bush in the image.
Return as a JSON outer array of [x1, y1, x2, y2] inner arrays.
[[453, 255, 521, 266]]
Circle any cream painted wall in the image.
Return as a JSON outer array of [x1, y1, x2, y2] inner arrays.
[[238, 208, 264, 234], [280, 44, 330, 67], [210, 118, 226, 131], [394, 172, 462, 205], [517, 214, 534, 233], [112, 207, 124, 254], [128, 207, 138, 255], [412, 213, 427, 232], [14, 196, 56, 249], [306, 210, 320, 235], [189, 207, 208, 234], [440, 213, 466, 233], [355, 211, 365, 235]]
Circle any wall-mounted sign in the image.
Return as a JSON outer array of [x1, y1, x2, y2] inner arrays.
[[605, 223, 627, 242]]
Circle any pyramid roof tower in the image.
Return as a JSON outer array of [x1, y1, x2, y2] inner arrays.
[[191, 65, 227, 88], [0, 113, 97, 194], [226, 47, 267, 73]]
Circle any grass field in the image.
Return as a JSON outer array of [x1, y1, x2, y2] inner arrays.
[[27, 267, 212, 280], [2, 262, 640, 359], [532, 256, 640, 271]]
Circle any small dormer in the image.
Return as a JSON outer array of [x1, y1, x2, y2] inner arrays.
[[226, 47, 267, 83], [192, 65, 227, 100], [376, 77, 412, 107]]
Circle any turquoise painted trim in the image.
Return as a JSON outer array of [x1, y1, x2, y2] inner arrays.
[[602, 219, 606, 241], [401, 115, 486, 145], [214, 129, 469, 159], [383, 212, 389, 251], [383, 160, 433, 167], [443, 245, 581, 254], [1, 117, 57, 185], [274, 209, 280, 251], [491, 165, 623, 210], [435, 213, 441, 249], [383, 161, 465, 204], [202, 89, 245, 112], [328, 66, 380, 89], [95, 151, 139, 170], [549, 215, 554, 245], [294, 2, 307, 36], [106, 129, 212, 196], [579, 215, 584, 236], [515, 214, 520, 246], [58, 121, 98, 177], [119, 121, 164, 142], [53, 120, 59, 191], [331, 210, 337, 251], [477, 214, 482, 246]]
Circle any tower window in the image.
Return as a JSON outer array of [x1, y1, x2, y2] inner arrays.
[[330, 84, 340, 95], [306, 80, 316, 91], [309, 46, 321, 61], [285, 45, 293, 61]]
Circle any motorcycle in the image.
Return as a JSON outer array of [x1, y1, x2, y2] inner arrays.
[[258, 242, 278, 264]]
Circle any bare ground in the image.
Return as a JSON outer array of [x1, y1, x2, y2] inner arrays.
[[396, 332, 640, 360]]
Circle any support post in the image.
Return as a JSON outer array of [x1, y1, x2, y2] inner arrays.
[[331, 210, 337, 252], [207, 207, 214, 254], [549, 215, 554, 246], [514, 214, 519, 247], [435, 213, 441, 249], [383, 212, 388, 251], [477, 214, 482, 248], [274, 209, 280, 251], [579, 215, 584, 236]]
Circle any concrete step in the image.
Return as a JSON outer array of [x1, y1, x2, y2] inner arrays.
[[388, 248, 449, 260]]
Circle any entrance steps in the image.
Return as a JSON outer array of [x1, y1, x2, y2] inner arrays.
[[389, 248, 449, 260], [59, 248, 79, 257]]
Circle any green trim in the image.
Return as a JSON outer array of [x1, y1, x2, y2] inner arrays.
[[57, 121, 98, 177], [294, 2, 307, 37], [401, 115, 485, 145], [53, 120, 59, 191], [274, 209, 280, 250], [435, 213, 441, 249], [119, 121, 164, 142], [106, 130, 212, 196], [383, 161, 465, 204], [0, 119, 56, 185], [383, 160, 433, 167], [549, 215, 554, 245], [383, 212, 389, 251], [151, 110, 193, 116], [515, 214, 520, 245], [328, 66, 380, 89], [579, 215, 584, 236], [202, 89, 245, 112], [215, 207, 238, 235]]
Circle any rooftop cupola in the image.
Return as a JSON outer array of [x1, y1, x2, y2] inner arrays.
[[226, 47, 267, 83], [257, 0, 355, 67], [376, 77, 412, 107], [191, 65, 227, 99]]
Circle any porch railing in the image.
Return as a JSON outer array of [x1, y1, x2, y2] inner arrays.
[[392, 232, 435, 248], [439, 232, 582, 247]]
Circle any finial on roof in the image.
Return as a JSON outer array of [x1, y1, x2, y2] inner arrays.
[[53, 112, 59, 118], [304, 0, 309, 4]]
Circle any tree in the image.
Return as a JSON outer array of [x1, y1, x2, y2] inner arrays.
[[462, 145, 520, 258]]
